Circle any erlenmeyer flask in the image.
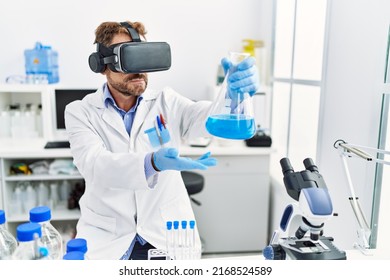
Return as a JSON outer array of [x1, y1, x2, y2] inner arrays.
[[206, 52, 256, 140]]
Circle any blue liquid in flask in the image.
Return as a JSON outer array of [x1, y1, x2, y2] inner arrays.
[[205, 114, 256, 140]]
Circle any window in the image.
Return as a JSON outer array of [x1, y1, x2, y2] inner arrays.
[[271, 0, 328, 167]]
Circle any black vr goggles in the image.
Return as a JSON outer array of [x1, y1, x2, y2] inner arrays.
[[88, 22, 171, 74]]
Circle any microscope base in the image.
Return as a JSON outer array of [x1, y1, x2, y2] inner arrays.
[[280, 236, 347, 260]]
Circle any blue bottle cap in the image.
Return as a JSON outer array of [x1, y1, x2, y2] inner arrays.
[[0, 210, 5, 224], [29, 206, 51, 223], [67, 238, 88, 253], [166, 221, 173, 230], [181, 220, 187, 229], [189, 220, 196, 229], [173, 221, 179, 230], [63, 251, 85, 260], [16, 222, 42, 242]]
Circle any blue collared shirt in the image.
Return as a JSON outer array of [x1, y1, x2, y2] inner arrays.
[[103, 84, 156, 259]]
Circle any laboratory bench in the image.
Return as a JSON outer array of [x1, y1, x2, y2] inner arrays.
[[0, 138, 274, 254]]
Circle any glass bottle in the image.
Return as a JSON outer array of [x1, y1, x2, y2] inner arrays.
[[0, 210, 18, 260], [206, 52, 256, 140], [29, 206, 63, 260], [12, 222, 48, 260]]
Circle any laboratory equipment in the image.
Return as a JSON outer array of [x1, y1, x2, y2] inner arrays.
[[334, 139, 390, 253], [29, 206, 63, 259], [165, 221, 174, 259], [24, 41, 59, 84], [12, 222, 48, 260], [89, 22, 171, 74], [0, 210, 18, 260], [263, 157, 346, 260], [156, 219, 200, 260], [206, 52, 256, 140]]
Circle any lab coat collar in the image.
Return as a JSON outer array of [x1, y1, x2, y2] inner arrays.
[[87, 84, 159, 142], [87, 84, 157, 109]]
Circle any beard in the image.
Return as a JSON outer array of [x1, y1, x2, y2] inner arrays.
[[106, 72, 148, 97]]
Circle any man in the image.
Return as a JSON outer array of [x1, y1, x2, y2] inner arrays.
[[65, 20, 259, 260]]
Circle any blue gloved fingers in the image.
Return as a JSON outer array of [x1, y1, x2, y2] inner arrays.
[[197, 157, 217, 167], [221, 58, 232, 76], [229, 75, 260, 96], [153, 148, 213, 171], [175, 157, 209, 170], [236, 56, 256, 71], [196, 152, 211, 161], [164, 147, 179, 158], [228, 62, 258, 83], [196, 152, 217, 167]]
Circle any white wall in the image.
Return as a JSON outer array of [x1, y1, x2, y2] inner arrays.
[[0, 0, 273, 101], [317, 0, 390, 250]]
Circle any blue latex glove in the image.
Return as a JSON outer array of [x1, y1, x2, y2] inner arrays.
[[221, 56, 260, 97], [152, 148, 217, 171]]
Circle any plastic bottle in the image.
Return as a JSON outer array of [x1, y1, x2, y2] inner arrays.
[[0, 210, 18, 260], [24, 42, 59, 84], [24, 182, 37, 213], [49, 182, 59, 210], [0, 108, 11, 138], [12, 222, 48, 260], [29, 206, 63, 260], [59, 180, 71, 202], [37, 181, 49, 206]]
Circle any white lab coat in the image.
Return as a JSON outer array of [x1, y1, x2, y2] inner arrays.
[[65, 85, 212, 259]]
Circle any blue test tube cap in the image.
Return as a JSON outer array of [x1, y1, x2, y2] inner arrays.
[[181, 220, 187, 229], [189, 220, 196, 229], [166, 221, 173, 230], [173, 220, 179, 230]]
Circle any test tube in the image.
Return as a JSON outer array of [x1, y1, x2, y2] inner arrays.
[[173, 221, 180, 260], [166, 221, 174, 259], [181, 220, 188, 259], [189, 220, 196, 259]]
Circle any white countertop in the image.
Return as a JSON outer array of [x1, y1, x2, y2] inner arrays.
[[210, 249, 389, 260], [0, 138, 274, 158]]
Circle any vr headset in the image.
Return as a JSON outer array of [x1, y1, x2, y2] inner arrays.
[[88, 22, 171, 74]]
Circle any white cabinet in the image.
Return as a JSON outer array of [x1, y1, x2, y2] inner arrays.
[[0, 149, 82, 236], [0, 84, 53, 141], [181, 144, 272, 253]]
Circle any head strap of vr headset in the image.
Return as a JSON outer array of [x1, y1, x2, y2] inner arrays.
[[119, 21, 141, 42], [98, 21, 141, 65]]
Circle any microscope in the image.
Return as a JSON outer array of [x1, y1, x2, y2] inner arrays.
[[263, 157, 347, 260]]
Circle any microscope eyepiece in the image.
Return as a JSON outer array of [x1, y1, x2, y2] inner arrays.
[[303, 158, 318, 173], [280, 158, 294, 175]]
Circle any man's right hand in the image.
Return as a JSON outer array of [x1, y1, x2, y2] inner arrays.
[[152, 148, 217, 172]]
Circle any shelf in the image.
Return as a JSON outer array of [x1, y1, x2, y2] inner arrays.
[[4, 173, 83, 182], [6, 203, 81, 222]]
